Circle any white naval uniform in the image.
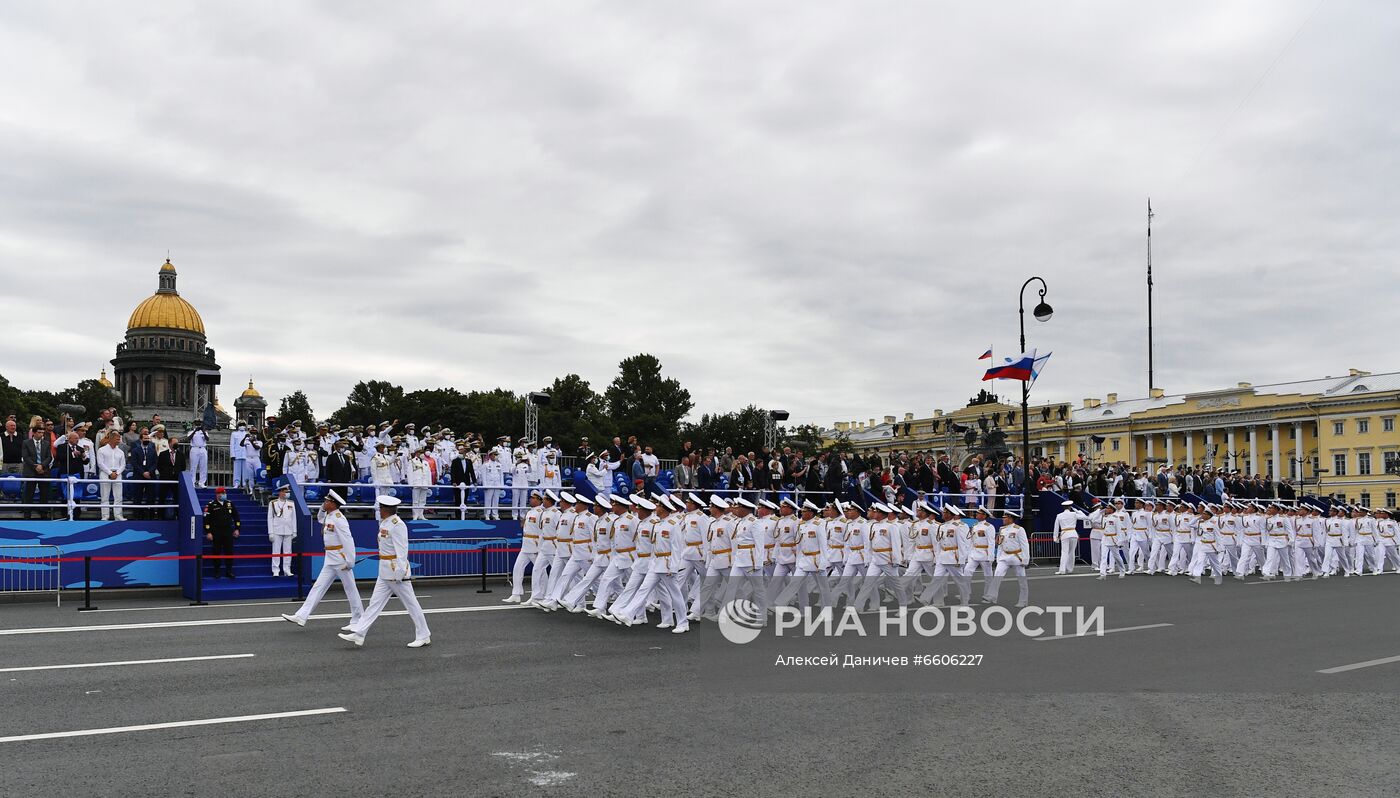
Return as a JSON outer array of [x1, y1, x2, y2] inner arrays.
[[1168, 512, 1195, 575], [511, 461, 532, 519], [689, 514, 734, 618], [1377, 518, 1400, 573], [767, 514, 801, 604], [480, 459, 505, 520], [721, 514, 769, 613], [831, 517, 868, 605], [1235, 513, 1265, 577], [773, 518, 833, 608], [188, 429, 209, 487], [1353, 517, 1380, 576], [557, 513, 608, 608], [589, 512, 635, 613], [267, 497, 297, 576], [347, 513, 431, 643], [407, 456, 432, 520], [855, 519, 908, 609], [370, 453, 395, 495], [510, 505, 544, 599], [542, 509, 578, 602], [1053, 508, 1083, 574], [961, 520, 996, 596], [290, 508, 364, 623], [986, 523, 1030, 606], [1261, 515, 1295, 580], [917, 520, 971, 606], [618, 514, 688, 629], [1128, 509, 1152, 571], [610, 514, 656, 619], [1188, 518, 1225, 584], [1320, 516, 1352, 576], [1098, 512, 1129, 577]]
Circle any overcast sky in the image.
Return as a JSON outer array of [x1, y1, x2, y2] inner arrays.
[[3, 0, 1395, 428]]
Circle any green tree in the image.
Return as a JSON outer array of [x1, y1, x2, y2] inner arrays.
[[604, 354, 693, 457], [276, 390, 317, 430], [0, 373, 44, 422], [784, 423, 826, 454], [329, 380, 405, 428], [681, 405, 770, 455], [537, 374, 611, 451], [54, 379, 129, 424]]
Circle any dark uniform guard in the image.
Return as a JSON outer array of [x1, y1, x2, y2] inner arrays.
[[204, 486, 241, 578]]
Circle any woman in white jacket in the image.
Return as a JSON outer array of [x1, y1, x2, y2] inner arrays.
[[585, 453, 616, 498]]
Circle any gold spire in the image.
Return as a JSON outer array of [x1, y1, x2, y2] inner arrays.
[[241, 378, 262, 398], [98, 368, 113, 388]]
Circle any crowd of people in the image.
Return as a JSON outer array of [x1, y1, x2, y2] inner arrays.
[[2, 410, 187, 520]]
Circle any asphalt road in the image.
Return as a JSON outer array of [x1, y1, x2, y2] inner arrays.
[[2, 568, 1399, 797]]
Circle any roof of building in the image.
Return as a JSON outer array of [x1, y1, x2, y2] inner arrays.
[[127, 260, 205, 335], [240, 379, 261, 398]]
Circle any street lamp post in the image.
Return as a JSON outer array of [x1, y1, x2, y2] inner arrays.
[[1019, 277, 1053, 534]]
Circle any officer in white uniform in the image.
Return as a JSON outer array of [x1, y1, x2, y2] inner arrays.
[[230, 423, 249, 490], [1261, 504, 1295, 581], [689, 496, 734, 620], [338, 495, 432, 648], [767, 498, 801, 604], [267, 484, 297, 577], [855, 502, 908, 610], [480, 450, 505, 520], [900, 501, 939, 600], [986, 509, 1030, 607], [370, 443, 394, 496], [587, 494, 635, 616], [505, 492, 545, 603], [1053, 500, 1084, 574], [1188, 504, 1225, 585], [962, 506, 997, 596], [720, 497, 768, 614], [1097, 500, 1129, 579], [282, 490, 364, 628], [187, 424, 209, 488], [773, 501, 833, 609], [917, 505, 971, 606]]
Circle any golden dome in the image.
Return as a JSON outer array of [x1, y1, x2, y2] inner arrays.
[[128, 294, 205, 334], [98, 369, 113, 388], [127, 259, 205, 334], [241, 379, 262, 398]]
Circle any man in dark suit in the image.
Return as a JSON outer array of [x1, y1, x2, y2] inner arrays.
[[937, 455, 959, 494], [128, 431, 158, 519], [52, 431, 90, 519], [156, 436, 186, 519], [21, 427, 55, 519], [324, 441, 356, 488]]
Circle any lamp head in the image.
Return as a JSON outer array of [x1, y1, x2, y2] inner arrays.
[[1032, 301, 1054, 322]]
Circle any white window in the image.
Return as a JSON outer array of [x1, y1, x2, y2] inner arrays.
[[1333, 421, 1345, 436], [1312, 455, 1320, 475], [1078, 442, 1086, 454], [1358, 419, 1370, 434], [1385, 451, 1400, 474], [1361, 492, 1372, 507], [1111, 439, 1119, 451], [1386, 418, 1395, 433], [1358, 452, 1372, 476], [1334, 453, 1348, 477], [1387, 492, 1397, 509]]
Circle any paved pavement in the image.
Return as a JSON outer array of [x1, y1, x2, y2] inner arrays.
[[2, 569, 1400, 797]]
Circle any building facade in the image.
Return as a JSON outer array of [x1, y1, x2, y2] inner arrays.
[[828, 369, 1400, 507], [111, 259, 223, 428]]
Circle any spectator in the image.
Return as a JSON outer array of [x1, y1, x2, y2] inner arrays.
[[2, 418, 24, 475], [121, 421, 140, 451], [156, 435, 185, 519], [674, 454, 696, 491], [96, 432, 127, 521], [129, 430, 158, 519], [53, 431, 89, 518], [629, 450, 646, 494]]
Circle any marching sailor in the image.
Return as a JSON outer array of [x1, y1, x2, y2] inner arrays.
[[1188, 504, 1225, 585], [773, 501, 833, 609], [282, 489, 364, 628], [504, 492, 544, 603], [986, 509, 1030, 607], [963, 506, 997, 598], [338, 495, 432, 648], [917, 505, 971, 606]]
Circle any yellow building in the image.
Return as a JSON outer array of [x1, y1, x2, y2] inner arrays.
[[828, 368, 1400, 508]]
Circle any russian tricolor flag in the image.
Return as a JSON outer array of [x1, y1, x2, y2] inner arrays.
[[983, 350, 1037, 382], [977, 346, 993, 361]]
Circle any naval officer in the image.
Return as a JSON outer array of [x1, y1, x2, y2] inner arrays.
[[338, 495, 432, 648], [282, 489, 364, 628]]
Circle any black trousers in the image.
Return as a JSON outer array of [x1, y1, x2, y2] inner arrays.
[[158, 480, 178, 519], [22, 477, 51, 518], [209, 531, 235, 576]]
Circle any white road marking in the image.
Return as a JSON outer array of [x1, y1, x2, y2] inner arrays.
[[0, 707, 346, 744], [1032, 622, 1174, 642], [81, 596, 427, 613], [1317, 654, 1400, 674], [0, 654, 255, 673], [0, 604, 524, 636]]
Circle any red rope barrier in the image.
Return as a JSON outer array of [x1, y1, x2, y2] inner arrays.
[[0, 546, 525, 564]]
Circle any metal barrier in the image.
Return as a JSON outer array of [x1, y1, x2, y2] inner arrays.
[[0, 476, 180, 519], [0, 545, 63, 606], [406, 538, 512, 580]]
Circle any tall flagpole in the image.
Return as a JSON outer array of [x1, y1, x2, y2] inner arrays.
[[1147, 198, 1155, 392]]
